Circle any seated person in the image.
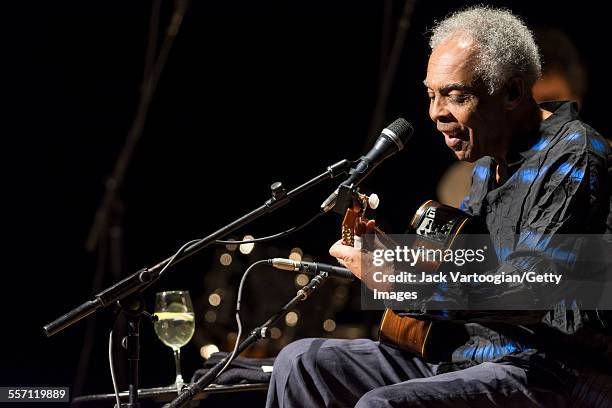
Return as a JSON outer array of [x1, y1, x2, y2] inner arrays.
[[266, 7, 612, 407]]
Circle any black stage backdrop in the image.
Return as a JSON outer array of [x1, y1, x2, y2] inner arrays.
[[3, 0, 610, 404]]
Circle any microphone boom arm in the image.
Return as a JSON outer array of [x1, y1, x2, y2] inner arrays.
[[43, 159, 351, 337]]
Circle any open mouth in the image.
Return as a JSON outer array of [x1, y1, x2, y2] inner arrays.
[[442, 131, 464, 149]]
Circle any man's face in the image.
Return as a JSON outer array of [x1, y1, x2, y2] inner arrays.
[[425, 34, 506, 162]]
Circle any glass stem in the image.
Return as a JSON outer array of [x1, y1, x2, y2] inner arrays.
[[173, 348, 184, 385]]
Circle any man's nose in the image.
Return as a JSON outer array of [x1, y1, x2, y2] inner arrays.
[[429, 97, 452, 123]]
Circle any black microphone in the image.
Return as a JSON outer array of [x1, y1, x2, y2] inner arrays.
[[321, 118, 413, 213], [268, 258, 354, 281]]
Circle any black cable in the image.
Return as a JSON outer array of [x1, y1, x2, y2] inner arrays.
[[157, 239, 202, 279], [156, 211, 322, 280], [214, 212, 323, 245], [216, 260, 269, 378]]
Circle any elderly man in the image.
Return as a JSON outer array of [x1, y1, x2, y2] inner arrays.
[[266, 7, 611, 407]]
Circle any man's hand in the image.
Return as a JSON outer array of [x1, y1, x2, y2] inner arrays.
[[329, 219, 393, 291], [329, 239, 365, 279], [329, 219, 376, 280]]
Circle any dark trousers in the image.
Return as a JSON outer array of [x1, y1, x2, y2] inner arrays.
[[265, 338, 611, 407]]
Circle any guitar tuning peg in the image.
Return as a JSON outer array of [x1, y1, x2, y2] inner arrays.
[[368, 193, 380, 210]]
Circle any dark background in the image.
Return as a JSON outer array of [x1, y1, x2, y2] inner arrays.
[[3, 0, 609, 405]]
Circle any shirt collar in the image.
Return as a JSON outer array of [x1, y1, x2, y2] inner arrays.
[[518, 100, 580, 160]]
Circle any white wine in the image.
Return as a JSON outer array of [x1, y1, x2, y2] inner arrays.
[[154, 312, 195, 349], [154, 292, 195, 387]]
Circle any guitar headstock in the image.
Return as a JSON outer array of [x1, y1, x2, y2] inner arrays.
[[341, 191, 379, 248]]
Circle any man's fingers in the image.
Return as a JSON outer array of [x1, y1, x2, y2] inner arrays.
[[329, 240, 363, 280], [356, 218, 376, 236], [355, 220, 366, 236], [365, 219, 376, 234], [329, 242, 354, 261]]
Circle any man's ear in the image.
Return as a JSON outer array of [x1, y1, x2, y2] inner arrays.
[[503, 77, 525, 110]]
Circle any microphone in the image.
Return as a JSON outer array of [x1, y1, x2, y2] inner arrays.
[[321, 118, 413, 213], [268, 258, 354, 281]]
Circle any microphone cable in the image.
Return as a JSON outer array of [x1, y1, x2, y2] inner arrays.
[[156, 211, 323, 279], [214, 211, 323, 244], [215, 259, 269, 379]]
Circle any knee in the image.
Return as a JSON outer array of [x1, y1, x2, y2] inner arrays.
[[355, 384, 424, 408], [355, 387, 395, 408], [273, 338, 319, 370]]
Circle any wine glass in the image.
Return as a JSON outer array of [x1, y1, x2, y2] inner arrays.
[[153, 290, 195, 390]]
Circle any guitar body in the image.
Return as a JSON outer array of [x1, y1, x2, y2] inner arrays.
[[379, 308, 433, 356], [378, 200, 471, 357], [340, 197, 471, 357]]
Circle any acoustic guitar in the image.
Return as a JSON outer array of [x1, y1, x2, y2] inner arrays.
[[341, 194, 471, 357]]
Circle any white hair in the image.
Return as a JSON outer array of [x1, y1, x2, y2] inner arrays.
[[429, 6, 542, 94]]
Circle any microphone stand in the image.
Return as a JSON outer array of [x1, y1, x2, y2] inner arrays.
[[163, 271, 330, 408], [118, 295, 146, 408], [43, 159, 350, 407]]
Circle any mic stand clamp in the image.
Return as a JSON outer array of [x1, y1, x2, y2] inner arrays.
[[320, 181, 359, 215], [332, 184, 357, 215], [163, 272, 329, 408]]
